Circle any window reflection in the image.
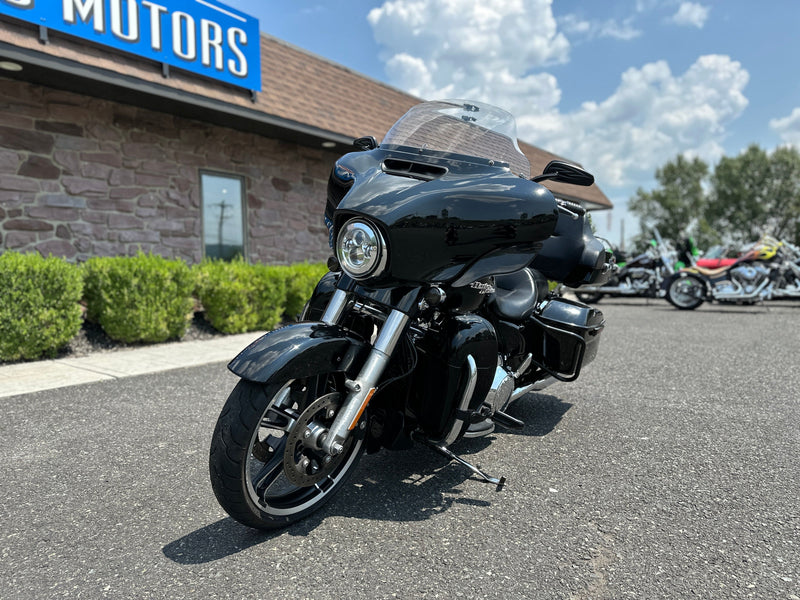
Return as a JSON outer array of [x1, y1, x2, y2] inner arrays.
[[201, 173, 245, 260]]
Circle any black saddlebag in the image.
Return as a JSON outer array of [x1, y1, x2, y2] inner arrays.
[[525, 297, 604, 381]]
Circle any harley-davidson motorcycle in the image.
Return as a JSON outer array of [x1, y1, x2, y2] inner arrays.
[[663, 234, 786, 309], [574, 229, 688, 303], [208, 100, 614, 529], [771, 239, 800, 299]]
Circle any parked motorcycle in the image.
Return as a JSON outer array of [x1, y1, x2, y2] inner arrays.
[[208, 100, 614, 529], [766, 238, 800, 300], [664, 234, 784, 309], [574, 229, 687, 303]]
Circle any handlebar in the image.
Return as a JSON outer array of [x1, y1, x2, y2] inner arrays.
[[555, 199, 586, 220]]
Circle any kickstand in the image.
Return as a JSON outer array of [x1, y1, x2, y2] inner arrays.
[[419, 437, 506, 491]]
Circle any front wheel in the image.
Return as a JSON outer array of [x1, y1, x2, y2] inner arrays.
[[666, 274, 706, 310], [209, 377, 365, 529]]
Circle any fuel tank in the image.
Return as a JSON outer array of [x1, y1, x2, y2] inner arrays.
[[328, 147, 559, 286]]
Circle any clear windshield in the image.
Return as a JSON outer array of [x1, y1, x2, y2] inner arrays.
[[381, 100, 531, 178]]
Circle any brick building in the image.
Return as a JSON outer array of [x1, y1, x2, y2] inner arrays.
[[0, 11, 611, 265]]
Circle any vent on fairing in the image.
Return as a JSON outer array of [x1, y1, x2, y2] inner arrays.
[[382, 159, 447, 181]]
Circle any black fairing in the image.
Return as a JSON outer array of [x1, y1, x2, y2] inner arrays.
[[301, 271, 339, 321], [328, 147, 559, 286], [528, 211, 610, 287]]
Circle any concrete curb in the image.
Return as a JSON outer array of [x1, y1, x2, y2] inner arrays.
[[0, 331, 266, 399]]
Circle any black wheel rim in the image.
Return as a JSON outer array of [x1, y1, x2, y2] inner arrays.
[[244, 378, 363, 517]]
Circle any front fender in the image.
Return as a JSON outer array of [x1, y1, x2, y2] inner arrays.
[[228, 322, 368, 383]]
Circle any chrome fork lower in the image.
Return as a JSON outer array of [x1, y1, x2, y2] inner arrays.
[[320, 292, 409, 456], [321, 289, 349, 325]]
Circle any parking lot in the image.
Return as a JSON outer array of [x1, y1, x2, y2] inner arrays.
[[1, 298, 799, 599]]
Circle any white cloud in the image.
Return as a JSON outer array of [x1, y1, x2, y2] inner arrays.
[[520, 55, 748, 186], [369, 0, 748, 190], [596, 18, 642, 40], [635, 0, 664, 12], [770, 108, 800, 146], [558, 14, 591, 35], [669, 2, 710, 28], [559, 14, 642, 41], [368, 0, 568, 110]]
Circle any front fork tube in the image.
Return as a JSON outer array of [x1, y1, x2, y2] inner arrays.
[[320, 291, 410, 456]]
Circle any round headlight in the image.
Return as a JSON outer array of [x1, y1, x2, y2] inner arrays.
[[336, 219, 387, 280]]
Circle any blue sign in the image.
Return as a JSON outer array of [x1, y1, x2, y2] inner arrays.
[[0, 0, 261, 91]]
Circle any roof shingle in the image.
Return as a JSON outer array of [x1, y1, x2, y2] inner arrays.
[[0, 18, 611, 208]]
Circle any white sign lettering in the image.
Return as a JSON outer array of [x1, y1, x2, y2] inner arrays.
[[1, 0, 262, 90], [4, 0, 35, 8], [110, 0, 138, 42], [63, 0, 105, 34]]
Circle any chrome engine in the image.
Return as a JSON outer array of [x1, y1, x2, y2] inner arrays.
[[728, 265, 769, 293], [714, 264, 771, 297], [484, 362, 516, 414]]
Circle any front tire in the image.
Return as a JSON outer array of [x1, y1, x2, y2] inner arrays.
[[209, 378, 365, 529], [666, 274, 706, 310]]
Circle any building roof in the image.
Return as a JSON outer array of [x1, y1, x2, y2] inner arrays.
[[0, 17, 611, 209]]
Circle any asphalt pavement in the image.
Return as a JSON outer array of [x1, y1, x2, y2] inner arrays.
[[1, 298, 799, 599]]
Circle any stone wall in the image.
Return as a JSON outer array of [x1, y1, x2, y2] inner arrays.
[[0, 76, 338, 264]]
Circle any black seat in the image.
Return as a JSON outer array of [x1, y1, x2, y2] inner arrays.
[[488, 268, 538, 321]]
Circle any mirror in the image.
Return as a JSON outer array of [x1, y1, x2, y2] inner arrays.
[[533, 160, 594, 187], [354, 136, 378, 151]]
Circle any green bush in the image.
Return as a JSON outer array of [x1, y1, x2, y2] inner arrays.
[[82, 252, 194, 343], [194, 258, 287, 334], [272, 262, 328, 320], [0, 252, 83, 361]]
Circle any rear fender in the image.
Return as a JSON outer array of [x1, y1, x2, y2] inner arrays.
[[228, 322, 368, 384]]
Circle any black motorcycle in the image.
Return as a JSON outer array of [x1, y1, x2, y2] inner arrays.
[[574, 230, 688, 303], [208, 100, 614, 529]]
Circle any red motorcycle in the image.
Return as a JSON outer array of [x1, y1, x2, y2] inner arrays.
[[664, 237, 782, 309]]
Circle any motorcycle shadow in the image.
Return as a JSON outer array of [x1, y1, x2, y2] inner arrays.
[[161, 447, 482, 565], [162, 393, 570, 564], [162, 518, 273, 564], [503, 392, 573, 437]]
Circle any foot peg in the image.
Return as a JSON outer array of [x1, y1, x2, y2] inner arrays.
[[419, 437, 506, 491], [493, 410, 524, 430], [465, 409, 524, 438]]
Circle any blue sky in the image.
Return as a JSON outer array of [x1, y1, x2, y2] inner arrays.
[[223, 0, 800, 248]]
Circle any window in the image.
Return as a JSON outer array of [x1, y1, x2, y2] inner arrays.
[[201, 172, 246, 260]]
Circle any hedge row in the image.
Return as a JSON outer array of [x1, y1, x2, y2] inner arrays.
[[0, 252, 328, 362], [0, 253, 83, 361]]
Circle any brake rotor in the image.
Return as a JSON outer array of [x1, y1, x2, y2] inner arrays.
[[282, 392, 353, 487]]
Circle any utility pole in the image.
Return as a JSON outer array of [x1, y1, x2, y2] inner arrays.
[[211, 200, 231, 257]]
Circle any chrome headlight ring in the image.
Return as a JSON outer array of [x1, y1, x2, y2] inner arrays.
[[335, 218, 388, 280]]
